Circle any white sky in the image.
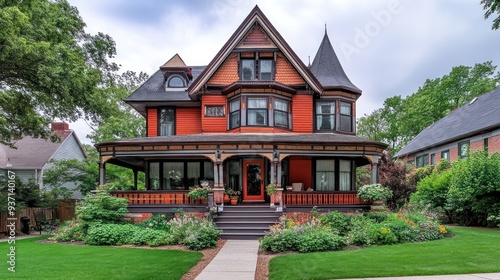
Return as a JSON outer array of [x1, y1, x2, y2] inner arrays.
[[66, 0, 500, 144]]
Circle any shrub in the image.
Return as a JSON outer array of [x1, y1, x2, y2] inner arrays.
[[363, 211, 389, 223], [84, 223, 134, 246], [406, 165, 435, 191], [260, 229, 300, 253], [369, 224, 398, 245], [348, 215, 374, 246], [446, 151, 500, 226], [297, 229, 346, 253], [385, 214, 418, 243], [379, 152, 415, 209], [319, 211, 351, 235], [357, 183, 393, 201], [138, 213, 174, 231], [53, 219, 85, 242], [167, 212, 221, 250], [76, 191, 128, 231], [411, 169, 452, 208]]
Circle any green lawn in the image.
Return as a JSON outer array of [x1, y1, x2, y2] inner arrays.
[[269, 227, 500, 280], [0, 236, 202, 280]]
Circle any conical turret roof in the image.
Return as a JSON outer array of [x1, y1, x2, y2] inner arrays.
[[310, 31, 361, 94]]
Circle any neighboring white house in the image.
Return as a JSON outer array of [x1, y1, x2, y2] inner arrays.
[[0, 122, 86, 199]]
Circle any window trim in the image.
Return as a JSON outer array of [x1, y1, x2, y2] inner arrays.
[[240, 59, 255, 81], [273, 98, 289, 128], [258, 59, 274, 81], [441, 150, 450, 161], [166, 75, 186, 88], [339, 102, 353, 132], [430, 153, 436, 165], [204, 105, 225, 117], [458, 140, 470, 159], [313, 158, 354, 191], [315, 101, 336, 131], [416, 154, 429, 167], [147, 160, 214, 190], [158, 108, 175, 136], [240, 56, 275, 81], [229, 98, 241, 129], [246, 97, 268, 127]]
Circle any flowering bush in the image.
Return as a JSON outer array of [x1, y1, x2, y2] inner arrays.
[[357, 183, 393, 201], [167, 212, 222, 250], [52, 219, 85, 242], [188, 186, 212, 200]]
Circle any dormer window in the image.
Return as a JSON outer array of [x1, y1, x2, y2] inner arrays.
[[259, 60, 273, 80], [167, 75, 186, 88], [241, 60, 255, 80]]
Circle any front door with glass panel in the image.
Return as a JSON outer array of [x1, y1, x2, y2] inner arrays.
[[243, 159, 265, 201]]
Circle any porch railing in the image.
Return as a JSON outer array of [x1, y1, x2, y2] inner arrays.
[[110, 191, 207, 205], [282, 192, 368, 205]]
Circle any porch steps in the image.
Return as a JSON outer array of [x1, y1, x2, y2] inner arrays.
[[216, 205, 281, 240]]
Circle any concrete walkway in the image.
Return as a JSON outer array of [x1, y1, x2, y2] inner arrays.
[[338, 273, 500, 280], [195, 239, 259, 280]]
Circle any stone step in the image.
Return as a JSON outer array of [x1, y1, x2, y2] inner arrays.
[[216, 220, 276, 226]]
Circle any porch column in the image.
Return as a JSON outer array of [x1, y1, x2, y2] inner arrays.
[[133, 169, 138, 190], [371, 155, 380, 184], [276, 162, 282, 188], [99, 162, 106, 186]]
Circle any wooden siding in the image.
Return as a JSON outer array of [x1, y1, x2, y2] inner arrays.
[[239, 26, 273, 47], [292, 94, 313, 133], [288, 157, 312, 190], [208, 53, 239, 84], [201, 95, 227, 133], [111, 191, 206, 205], [283, 192, 368, 205], [176, 108, 202, 135], [147, 108, 158, 137], [275, 53, 304, 85]]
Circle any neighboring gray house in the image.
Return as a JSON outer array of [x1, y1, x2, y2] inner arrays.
[[395, 87, 500, 166], [0, 122, 86, 199]]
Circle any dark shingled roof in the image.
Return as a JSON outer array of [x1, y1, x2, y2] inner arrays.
[[0, 130, 72, 169], [310, 32, 361, 94], [96, 133, 387, 148], [125, 66, 205, 102], [395, 87, 500, 158]]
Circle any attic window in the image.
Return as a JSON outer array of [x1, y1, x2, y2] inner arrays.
[[167, 76, 186, 88]]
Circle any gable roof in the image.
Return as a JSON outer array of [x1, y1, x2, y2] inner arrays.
[[310, 32, 361, 94], [187, 5, 323, 98], [0, 129, 82, 169], [395, 87, 500, 158]]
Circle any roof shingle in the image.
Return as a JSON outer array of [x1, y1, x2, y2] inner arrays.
[[395, 87, 500, 157]]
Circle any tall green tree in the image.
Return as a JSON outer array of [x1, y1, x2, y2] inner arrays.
[[481, 0, 500, 30], [0, 0, 118, 147], [358, 62, 499, 153]]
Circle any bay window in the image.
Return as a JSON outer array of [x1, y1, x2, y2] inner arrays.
[[229, 98, 240, 129], [247, 98, 268, 126], [274, 99, 289, 127], [316, 102, 335, 130], [340, 102, 352, 132]]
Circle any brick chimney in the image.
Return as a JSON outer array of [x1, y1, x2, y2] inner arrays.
[[51, 122, 69, 131]]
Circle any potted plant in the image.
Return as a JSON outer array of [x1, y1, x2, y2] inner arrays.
[[223, 187, 231, 203], [357, 183, 393, 205], [266, 183, 277, 203], [227, 189, 241, 205], [188, 186, 212, 200]]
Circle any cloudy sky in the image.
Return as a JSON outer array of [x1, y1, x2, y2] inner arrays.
[[66, 0, 500, 144]]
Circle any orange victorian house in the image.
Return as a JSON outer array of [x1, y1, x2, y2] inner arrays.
[[95, 6, 387, 218]]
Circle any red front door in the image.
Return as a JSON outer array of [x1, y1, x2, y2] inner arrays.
[[243, 159, 265, 201]]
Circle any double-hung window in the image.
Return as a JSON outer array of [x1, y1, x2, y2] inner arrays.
[[247, 98, 268, 126], [229, 99, 240, 129], [241, 60, 255, 81], [316, 159, 335, 191], [259, 60, 273, 80], [340, 102, 352, 132], [316, 102, 335, 130], [274, 99, 288, 127], [159, 108, 175, 136]]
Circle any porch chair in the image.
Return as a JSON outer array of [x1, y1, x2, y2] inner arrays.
[[292, 183, 303, 191], [33, 211, 55, 234]]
